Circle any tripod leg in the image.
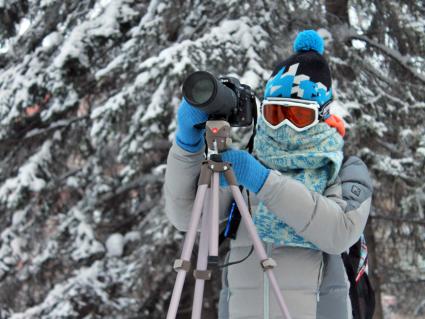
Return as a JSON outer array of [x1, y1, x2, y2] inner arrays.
[[191, 190, 211, 319], [166, 184, 209, 319], [209, 172, 220, 258], [228, 184, 293, 319], [264, 243, 272, 319]]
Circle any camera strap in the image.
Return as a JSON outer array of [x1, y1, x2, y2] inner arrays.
[[246, 99, 258, 154]]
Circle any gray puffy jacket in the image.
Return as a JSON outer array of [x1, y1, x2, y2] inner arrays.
[[164, 140, 373, 319]]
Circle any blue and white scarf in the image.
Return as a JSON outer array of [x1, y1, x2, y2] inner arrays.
[[253, 119, 344, 249]]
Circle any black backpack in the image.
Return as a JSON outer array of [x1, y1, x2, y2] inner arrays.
[[342, 234, 376, 319]]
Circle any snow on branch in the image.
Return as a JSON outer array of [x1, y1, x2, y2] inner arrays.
[[91, 17, 271, 152], [343, 29, 425, 84], [371, 215, 425, 226], [0, 0, 139, 140], [0, 139, 53, 208], [10, 260, 135, 319], [54, 0, 138, 69]]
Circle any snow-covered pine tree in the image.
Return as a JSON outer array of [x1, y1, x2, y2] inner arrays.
[[0, 1, 424, 318]]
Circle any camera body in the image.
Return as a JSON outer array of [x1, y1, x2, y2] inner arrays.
[[218, 76, 255, 127], [182, 71, 256, 127]]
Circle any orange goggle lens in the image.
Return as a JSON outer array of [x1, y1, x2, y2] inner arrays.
[[263, 104, 317, 128]]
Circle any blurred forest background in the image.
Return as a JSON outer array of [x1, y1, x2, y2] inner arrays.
[[0, 0, 424, 318]]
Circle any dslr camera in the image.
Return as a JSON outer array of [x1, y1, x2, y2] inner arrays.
[[182, 71, 256, 127]]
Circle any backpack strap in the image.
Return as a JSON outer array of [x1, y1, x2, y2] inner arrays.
[[342, 236, 375, 319], [342, 251, 361, 318], [358, 271, 376, 319]]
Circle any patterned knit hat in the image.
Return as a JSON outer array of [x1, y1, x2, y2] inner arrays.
[[264, 30, 333, 118]]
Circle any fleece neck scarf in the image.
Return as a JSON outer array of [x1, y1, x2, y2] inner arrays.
[[252, 119, 344, 248]]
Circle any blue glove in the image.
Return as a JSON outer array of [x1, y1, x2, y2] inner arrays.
[[175, 98, 208, 153], [220, 149, 270, 194]]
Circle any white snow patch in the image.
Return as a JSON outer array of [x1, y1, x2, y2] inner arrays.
[[17, 18, 31, 36], [40, 0, 57, 7], [53, 26, 90, 68], [348, 4, 374, 31], [42, 31, 62, 49], [124, 231, 141, 243], [344, 101, 362, 110], [0, 140, 52, 208], [0, 40, 9, 53], [95, 54, 125, 79], [88, 0, 113, 19], [417, 147, 425, 158], [152, 164, 167, 176], [363, 114, 388, 137], [93, 210, 103, 224], [240, 70, 260, 89], [106, 233, 125, 257], [10, 237, 25, 256], [12, 209, 27, 226], [66, 176, 79, 188], [317, 28, 332, 45], [31, 240, 58, 267], [71, 221, 105, 261], [330, 100, 350, 120], [136, 0, 161, 30], [141, 79, 167, 122], [352, 39, 367, 50]]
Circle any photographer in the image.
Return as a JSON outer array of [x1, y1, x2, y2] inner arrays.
[[164, 30, 373, 319]]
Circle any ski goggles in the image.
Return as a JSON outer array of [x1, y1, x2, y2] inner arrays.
[[261, 98, 327, 132]]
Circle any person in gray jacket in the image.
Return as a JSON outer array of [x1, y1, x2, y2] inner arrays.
[[164, 30, 373, 319]]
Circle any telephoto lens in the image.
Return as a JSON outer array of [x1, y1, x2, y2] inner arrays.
[[182, 71, 237, 117]]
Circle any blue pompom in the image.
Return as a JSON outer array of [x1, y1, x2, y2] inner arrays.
[[293, 30, 324, 55]]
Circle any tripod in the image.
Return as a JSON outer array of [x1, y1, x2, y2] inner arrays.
[[166, 120, 292, 319]]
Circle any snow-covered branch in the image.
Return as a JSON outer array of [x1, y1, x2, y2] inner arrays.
[[343, 30, 425, 84]]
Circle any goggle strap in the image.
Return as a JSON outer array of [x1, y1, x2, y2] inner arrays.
[[319, 98, 333, 120]]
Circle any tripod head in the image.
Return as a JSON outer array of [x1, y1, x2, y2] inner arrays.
[[205, 120, 232, 155]]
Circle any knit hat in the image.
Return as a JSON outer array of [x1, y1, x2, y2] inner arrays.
[[264, 30, 333, 118]]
